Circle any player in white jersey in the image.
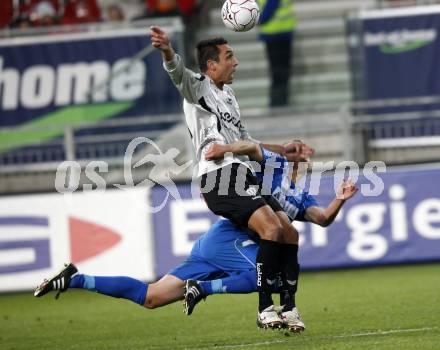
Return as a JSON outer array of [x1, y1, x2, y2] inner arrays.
[[150, 26, 303, 329]]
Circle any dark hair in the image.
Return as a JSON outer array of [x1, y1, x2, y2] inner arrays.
[[196, 37, 228, 72]]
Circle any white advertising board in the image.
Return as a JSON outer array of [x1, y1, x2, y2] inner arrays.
[[0, 188, 154, 292]]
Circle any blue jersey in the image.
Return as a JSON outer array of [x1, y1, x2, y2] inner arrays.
[[254, 147, 318, 221]]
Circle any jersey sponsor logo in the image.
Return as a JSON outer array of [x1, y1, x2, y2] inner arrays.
[[216, 105, 243, 132]]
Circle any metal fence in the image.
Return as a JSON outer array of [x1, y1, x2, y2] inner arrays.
[[344, 95, 440, 165], [2, 96, 440, 174]]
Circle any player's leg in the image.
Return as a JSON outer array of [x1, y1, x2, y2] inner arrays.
[[69, 273, 148, 306], [274, 210, 305, 332], [34, 263, 148, 306], [275, 210, 300, 310], [202, 209, 283, 315], [190, 222, 259, 299], [144, 274, 185, 309], [198, 270, 256, 296], [200, 164, 284, 328]]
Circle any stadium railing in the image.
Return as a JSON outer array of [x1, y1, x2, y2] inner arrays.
[[342, 95, 440, 165], [2, 95, 440, 173]]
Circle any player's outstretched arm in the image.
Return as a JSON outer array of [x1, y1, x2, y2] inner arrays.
[[205, 140, 314, 161], [304, 179, 358, 227], [205, 141, 263, 161], [150, 26, 203, 104], [150, 26, 175, 61]]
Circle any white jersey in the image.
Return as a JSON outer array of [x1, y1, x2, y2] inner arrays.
[[164, 54, 255, 177]]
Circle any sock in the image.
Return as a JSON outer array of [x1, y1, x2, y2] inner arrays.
[[199, 270, 257, 295], [256, 239, 282, 312], [279, 244, 299, 311], [70, 274, 148, 306]]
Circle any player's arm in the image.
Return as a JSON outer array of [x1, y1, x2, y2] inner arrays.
[[205, 140, 314, 162], [205, 141, 263, 161], [260, 143, 287, 158], [304, 179, 358, 227], [150, 26, 201, 104]]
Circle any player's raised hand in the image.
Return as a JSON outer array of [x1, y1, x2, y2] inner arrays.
[[337, 179, 358, 200], [284, 140, 315, 163], [150, 26, 173, 54]]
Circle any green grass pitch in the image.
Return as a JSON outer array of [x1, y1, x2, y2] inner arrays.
[[1, 263, 439, 350]]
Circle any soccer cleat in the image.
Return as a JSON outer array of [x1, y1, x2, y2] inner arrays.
[[34, 263, 78, 299], [256, 305, 284, 330], [280, 307, 305, 333], [183, 279, 206, 316]]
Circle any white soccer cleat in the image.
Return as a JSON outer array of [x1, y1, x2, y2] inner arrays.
[[256, 305, 283, 330], [280, 307, 305, 333]]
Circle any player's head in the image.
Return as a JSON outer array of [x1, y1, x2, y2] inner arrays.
[[196, 37, 239, 86]]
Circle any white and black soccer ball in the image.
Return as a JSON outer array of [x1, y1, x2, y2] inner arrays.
[[221, 0, 260, 32]]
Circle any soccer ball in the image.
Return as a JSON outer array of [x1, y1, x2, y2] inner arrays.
[[221, 0, 260, 32]]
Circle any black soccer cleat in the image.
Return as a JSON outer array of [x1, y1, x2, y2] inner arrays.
[[183, 279, 206, 316], [34, 263, 78, 299]]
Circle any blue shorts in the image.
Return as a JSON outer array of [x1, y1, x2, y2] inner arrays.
[[168, 219, 258, 281]]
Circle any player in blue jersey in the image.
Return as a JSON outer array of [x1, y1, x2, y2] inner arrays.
[[185, 140, 357, 331], [34, 141, 357, 332]]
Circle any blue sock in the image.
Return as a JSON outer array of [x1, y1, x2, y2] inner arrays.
[[199, 270, 257, 295], [70, 274, 148, 305]]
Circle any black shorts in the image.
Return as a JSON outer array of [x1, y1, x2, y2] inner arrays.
[[200, 163, 283, 230]]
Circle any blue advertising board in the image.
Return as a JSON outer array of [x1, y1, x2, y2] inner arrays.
[[0, 28, 181, 127], [151, 166, 440, 276], [361, 8, 440, 102], [0, 28, 183, 158], [347, 6, 440, 139]]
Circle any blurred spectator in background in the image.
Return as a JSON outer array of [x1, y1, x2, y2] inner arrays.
[[10, 13, 33, 30], [97, 0, 147, 21], [61, 0, 101, 25], [29, 1, 59, 26], [106, 4, 125, 22], [0, 0, 14, 29], [146, 0, 201, 68], [146, 0, 179, 17], [177, 0, 201, 69], [257, 0, 296, 107]]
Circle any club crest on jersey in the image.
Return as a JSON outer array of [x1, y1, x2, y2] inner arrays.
[[226, 97, 233, 105]]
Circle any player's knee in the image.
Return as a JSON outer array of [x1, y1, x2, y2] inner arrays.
[[144, 295, 160, 309], [143, 287, 159, 309], [282, 224, 299, 244], [261, 223, 283, 242]]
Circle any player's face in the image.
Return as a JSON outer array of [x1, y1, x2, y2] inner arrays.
[[215, 44, 239, 85]]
